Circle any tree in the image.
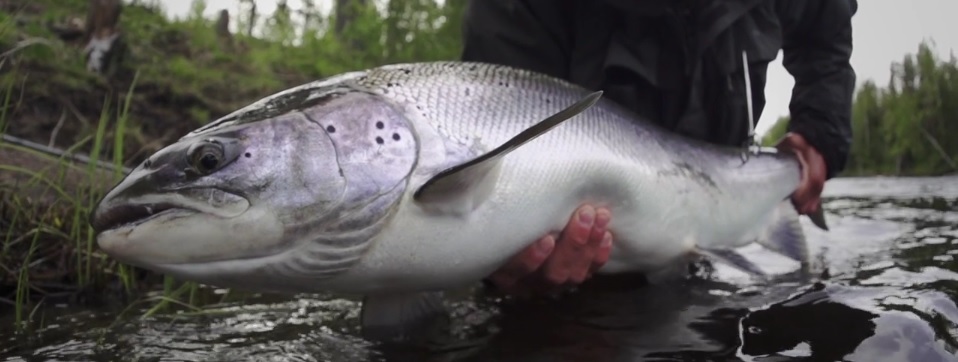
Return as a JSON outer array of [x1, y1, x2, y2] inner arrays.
[[761, 116, 790, 146], [84, 0, 125, 77], [844, 40, 958, 176]]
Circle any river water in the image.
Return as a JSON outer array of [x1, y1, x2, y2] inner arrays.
[[2, 176, 958, 362]]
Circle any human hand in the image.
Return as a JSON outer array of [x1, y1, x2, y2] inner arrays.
[[485, 204, 613, 298], [776, 132, 827, 215]]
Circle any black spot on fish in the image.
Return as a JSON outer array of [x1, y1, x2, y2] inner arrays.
[[402, 69, 411, 75], [376, 121, 384, 129], [546, 99, 551, 104], [245, 152, 251, 158], [375, 136, 384, 144], [392, 133, 400, 141], [143, 158, 152, 168], [469, 65, 477, 71], [326, 125, 336, 133], [387, 82, 396, 87]]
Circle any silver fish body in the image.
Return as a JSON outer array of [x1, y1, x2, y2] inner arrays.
[[91, 62, 813, 297]]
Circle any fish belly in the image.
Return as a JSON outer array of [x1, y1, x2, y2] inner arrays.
[[323, 135, 790, 294]]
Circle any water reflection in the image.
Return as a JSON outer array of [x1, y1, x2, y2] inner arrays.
[[2, 176, 957, 362], [738, 284, 881, 360]]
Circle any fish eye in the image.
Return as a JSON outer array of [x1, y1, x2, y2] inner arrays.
[[188, 141, 225, 175], [184, 137, 243, 177]]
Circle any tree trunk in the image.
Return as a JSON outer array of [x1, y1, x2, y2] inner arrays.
[[246, 0, 257, 37], [215, 9, 233, 49], [919, 125, 958, 172], [335, 0, 367, 49], [83, 0, 123, 76]]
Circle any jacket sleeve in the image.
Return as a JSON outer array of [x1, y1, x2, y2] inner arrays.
[[459, 0, 573, 80], [778, 0, 859, 179]]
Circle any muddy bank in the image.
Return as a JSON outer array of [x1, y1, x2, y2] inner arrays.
[[0, 0, 339, 310], [0, 143, 141, 307]]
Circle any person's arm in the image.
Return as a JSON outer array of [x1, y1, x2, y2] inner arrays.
[[461, 0, 613, 296], [777, 0, 857, 180], [460, 0, 572, 79]]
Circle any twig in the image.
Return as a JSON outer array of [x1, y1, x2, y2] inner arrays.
[[1, 134, 133, 175], [60, 97, 91, 129], [0, 38, 58, 59], [2, 227, 40, 250], [918, 125, 958, 171], [48, 110, 67, 148]]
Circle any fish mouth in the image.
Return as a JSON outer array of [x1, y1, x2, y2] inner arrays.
[[90, 187, 251, 234], [91, 202, 194, 233]]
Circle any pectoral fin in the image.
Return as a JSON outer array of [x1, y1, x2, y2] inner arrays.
[[360, 292, 448, 343], [413, 91, 603, 211]]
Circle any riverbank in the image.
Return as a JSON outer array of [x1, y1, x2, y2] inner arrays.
[[0, 0, 297, 326], [0, 0, 468, 330]]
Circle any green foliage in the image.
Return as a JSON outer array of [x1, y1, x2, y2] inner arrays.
[[761, 115, 791, 146], [846, 41, 958, 176], [0, 0, 469, 330], [1, 0, 468, 166], [763, 41, 957, 176]]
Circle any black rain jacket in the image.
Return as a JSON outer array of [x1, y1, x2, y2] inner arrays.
[[460, 0, 858, 179]]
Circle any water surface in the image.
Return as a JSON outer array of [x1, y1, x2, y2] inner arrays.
[[3, 176, 958, 361]]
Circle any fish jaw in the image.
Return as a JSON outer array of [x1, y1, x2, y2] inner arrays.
[[95, 201, 284, 268]]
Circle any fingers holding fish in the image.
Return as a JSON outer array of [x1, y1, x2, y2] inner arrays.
[[589, 230, 614, 278], [484, 204, 612, 298], [777, 132, 827, 215], [543, 205, 612, 285], [486, 234, 556, 296]]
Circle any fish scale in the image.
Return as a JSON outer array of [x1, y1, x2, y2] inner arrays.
[[91, 61, 817, 303], [295, 61, 807, 293]]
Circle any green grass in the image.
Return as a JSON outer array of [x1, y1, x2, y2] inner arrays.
[[0, 1, 249, 331], [0, 0, 467, 332], [0, 78, 240, 333], [1, 79, 129, 330]]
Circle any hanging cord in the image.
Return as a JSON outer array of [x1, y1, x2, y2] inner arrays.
[[740, 50, 761, 163]]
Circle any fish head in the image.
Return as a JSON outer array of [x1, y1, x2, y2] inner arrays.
[[90, 89, 418, 290], [89, 115, 343, 268]]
